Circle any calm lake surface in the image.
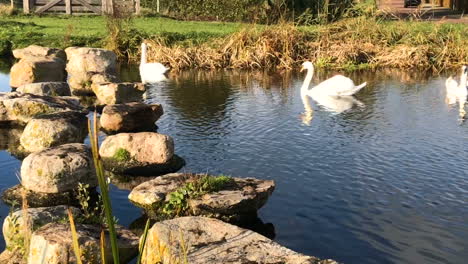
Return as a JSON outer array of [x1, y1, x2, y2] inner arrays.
[[0, 62, 467, 264]]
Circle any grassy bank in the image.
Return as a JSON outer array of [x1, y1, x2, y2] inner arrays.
[[0, 15, 467, 70]]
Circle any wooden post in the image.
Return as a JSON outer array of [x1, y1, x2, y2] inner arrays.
[[65, 0, 72, 14], [102, 0, 107, 14], [108, 0, 114, 15], [157, 0, 159, 13], [23, 0, 30, 13], [135, 0, 140, 14]]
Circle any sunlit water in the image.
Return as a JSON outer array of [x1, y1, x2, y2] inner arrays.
[[0, 63, 467, 264]]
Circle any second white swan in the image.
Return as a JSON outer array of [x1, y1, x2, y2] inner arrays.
[[140, 42, 169, 84], [446, 65, 467, 99], [300, 61, 367, 97]]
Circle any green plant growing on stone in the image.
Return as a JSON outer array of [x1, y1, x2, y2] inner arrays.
[[5, 204, 25, 254], [76, 182, 105, 225], [113, 148, 131, 162], [162, 175, 234, 217]]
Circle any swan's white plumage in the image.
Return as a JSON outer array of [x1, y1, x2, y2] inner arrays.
[[140, 43, 169, 83], [445, 65, 467, 98], [300, 61, 366, 97], [445, 65, 467, 120]]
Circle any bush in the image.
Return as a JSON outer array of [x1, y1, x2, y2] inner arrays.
[[144, 0, 356, 24]]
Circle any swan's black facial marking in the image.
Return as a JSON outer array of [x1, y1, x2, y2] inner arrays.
[[464, 66, 468, 74]]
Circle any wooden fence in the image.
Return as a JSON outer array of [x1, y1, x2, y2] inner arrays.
[[23, 0, 140, 15]]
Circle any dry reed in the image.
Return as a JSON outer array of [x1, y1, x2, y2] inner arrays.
[[0, 3, 14, 16], [143, 18, 467, 71]]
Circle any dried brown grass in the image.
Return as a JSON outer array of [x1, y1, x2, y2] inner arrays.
[[0, 3, 14, 16], [143, 18, 468, 71]]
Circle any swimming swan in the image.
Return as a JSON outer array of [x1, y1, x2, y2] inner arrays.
[[445, 65, 467, 120], [446, 65, 467, 99], [300, 61, 367, 97], [140, 43, 169, 84]]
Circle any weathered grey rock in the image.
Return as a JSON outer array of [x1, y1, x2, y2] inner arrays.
[[9, 57, 66, 88], [1, 184, 86, 208], [99, 132, 175, 175], [0, 92, 86, 124], [141, 216, 334, 264], [2, 206, 81, 250], [107, 155, 186, 190], [100, 102, 163, 133], [28, 223, 139, 264], [21, 143, 97, 193], [20, 111, 87, 153], [93, 82, 145, 105], [65, 47, 117, 74], [16, 82, 71, 96], [69, 72, 120, 96], [12, 45, 66, 61], [129, 173, 275, 222], [65, 47, 119, 95]]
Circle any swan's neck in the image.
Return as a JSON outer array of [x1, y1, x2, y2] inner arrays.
[[460, 71, 467, 88], [141, 45, 147, 65], [301, 67, 314, 96]]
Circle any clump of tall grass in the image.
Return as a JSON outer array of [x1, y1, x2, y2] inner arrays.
[[104, 6, 147, 60], [145, 23, 311, 70], [144, 16, 467, 71], [0, 3, 15, 16]]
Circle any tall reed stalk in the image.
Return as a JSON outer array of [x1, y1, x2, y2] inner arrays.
[[68, 208, 83, 264], [88, 112, 120, 264]]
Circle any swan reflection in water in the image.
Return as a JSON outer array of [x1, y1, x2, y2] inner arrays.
[[445, 65, 467, 121], [300, 93, 365, 125], [446, 94, 466, 122]]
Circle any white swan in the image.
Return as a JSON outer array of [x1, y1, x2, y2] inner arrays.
[[445, 65, 467, 119], [140, 43, 169, 84], [300, 61, 367, 97], [446, 65, 467, 100]]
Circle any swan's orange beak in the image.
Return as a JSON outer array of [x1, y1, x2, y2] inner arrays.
[[300, 66, 305, 72]]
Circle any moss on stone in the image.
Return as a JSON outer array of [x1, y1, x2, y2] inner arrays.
[[11, 101, 53, 118], [161, 175, 235, 217], [112, 148, 131, 162]]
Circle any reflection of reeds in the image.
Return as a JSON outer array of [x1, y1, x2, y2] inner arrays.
[[145, 18, 467, 71]]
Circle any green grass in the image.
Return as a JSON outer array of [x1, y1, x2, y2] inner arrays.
[[0, 15, 245, 50], [0, 14, 466, 69]]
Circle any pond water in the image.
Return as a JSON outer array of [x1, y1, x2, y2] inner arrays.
[[0, 62, 467, 264]]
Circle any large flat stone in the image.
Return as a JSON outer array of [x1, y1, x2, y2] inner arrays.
[[0, 92, 86, 124], [128, 173, 275, 223], [28, 223, 139, 264], [141, 216, 337, 264], [1, 184, 86, 208], [16, 82, 71, 96]]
